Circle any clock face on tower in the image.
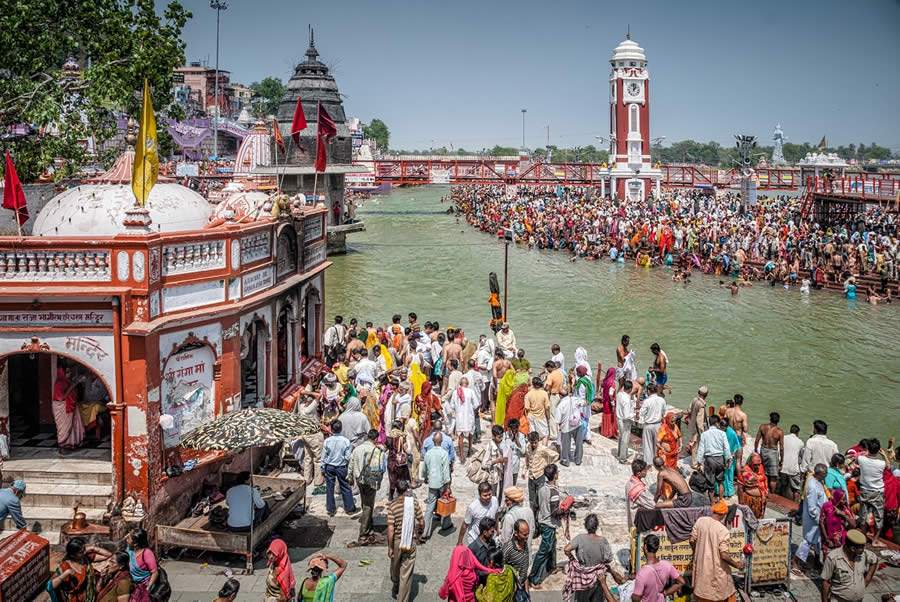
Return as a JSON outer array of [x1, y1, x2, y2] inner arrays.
[[626, 82, 641, 98]]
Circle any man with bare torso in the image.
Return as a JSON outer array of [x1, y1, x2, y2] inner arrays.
[[616, 335, 630, 367], [652, 457, 695, 508], [442, 335, 463, 389], [732, 394, 749, 444], [754, 412, 784, 493], [490, 350, 512, 414]]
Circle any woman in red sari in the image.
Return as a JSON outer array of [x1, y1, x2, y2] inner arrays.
[[819, 489, 854, 558], [599, 367, 618, 439], [738, 452, 770, 519], [414, 381, 442, 441], [503, 383, 529, 428]]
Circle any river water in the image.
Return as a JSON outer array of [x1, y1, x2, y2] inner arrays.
[[326, 186, 900, 449]]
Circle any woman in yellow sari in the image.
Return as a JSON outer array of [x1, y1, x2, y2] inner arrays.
[[493, 368, 517, 426]]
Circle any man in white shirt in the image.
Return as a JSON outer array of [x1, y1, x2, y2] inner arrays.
[[800, 420, 839, 473], [615, 380, 636, 463], [695, 415, 733, 501], [549, 344, 565, 375], [496, 323, 517, 358], [778, 424, 805, 501], [323, 315, 347, 365], [857, 439, 886, 533], [226, 471, 268, 531], [458, 482, 499, 546], [639, 384, 667, 464], [555, 395, 584, 466], [353, 351, 377, 388]]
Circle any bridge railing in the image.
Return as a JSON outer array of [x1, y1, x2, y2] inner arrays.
[[808, 174, 900, 201]]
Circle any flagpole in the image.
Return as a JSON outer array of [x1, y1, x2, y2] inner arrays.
[[273, 128, 279, 193], [14, 212, 22, 238]]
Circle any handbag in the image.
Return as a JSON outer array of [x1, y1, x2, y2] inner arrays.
[[149, 566, 172, 601]]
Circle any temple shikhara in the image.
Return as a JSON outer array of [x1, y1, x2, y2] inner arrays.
[[0, 145, 329, 538]]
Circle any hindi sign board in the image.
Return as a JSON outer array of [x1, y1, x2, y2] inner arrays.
[[161, 345, 215, 447], [632, 523, 747, 575], [749, 519, 792, 587], [0, 530, 49, 602], [0, 309, 113, 327]]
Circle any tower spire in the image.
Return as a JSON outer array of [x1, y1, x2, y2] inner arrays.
[[305, 25, 319, 62], [626, 24, 631, 40]]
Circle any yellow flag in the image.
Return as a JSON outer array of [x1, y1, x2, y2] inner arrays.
[[132, 79, 159, 206]]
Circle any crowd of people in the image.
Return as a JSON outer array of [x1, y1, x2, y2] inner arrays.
[[260, 312, 899, 601], [452, 185, 899, 302], [11, 309, 895, 600]]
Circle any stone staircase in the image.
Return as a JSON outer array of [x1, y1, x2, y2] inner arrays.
[[1, 459, 112, 545]]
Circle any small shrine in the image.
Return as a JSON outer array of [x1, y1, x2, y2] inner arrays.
[[0, 148, 329, 536]]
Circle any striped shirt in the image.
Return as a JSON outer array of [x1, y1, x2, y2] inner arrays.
[[387, 494, 424, 549], [502, 540, 530, 587]]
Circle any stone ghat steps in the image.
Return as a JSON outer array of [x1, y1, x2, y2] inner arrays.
[[16, 482, 112, 509], [1, 459, 112, 546], [2, 462, 113, 486], [1, 505, 105, 533], [743, 260, 899, 295]]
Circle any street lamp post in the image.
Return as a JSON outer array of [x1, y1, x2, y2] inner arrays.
[[520, 108, 527, 152], [210, 0, 228, 159]]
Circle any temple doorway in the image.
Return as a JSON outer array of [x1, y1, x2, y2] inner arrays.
[[1, 353, 112, 460], [240, 318, 270, 408], [302, 288, 321, 359], [276, 300, 297, 392]]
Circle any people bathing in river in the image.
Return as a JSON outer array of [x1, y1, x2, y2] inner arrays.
[[452, 184, 899, 298]]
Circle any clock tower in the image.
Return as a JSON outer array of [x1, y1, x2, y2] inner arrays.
[[607, 33, 661, 201]]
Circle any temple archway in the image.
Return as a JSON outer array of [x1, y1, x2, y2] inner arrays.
[[0, 351, 113, 457], [302, 287, 321, 359]]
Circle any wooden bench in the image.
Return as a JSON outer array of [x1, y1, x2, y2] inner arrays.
[[156, 473, 305, 572]]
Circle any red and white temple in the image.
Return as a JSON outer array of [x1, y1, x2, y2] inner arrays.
[[607, 34, 662, 201], [0, 151, 328, 535]]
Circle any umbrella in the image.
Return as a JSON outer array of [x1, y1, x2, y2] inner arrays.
[[178, 407, 319, 558], [179, 407, 319, 451]]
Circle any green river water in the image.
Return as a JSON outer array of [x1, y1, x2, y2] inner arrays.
[[326, 186, 900, 449]]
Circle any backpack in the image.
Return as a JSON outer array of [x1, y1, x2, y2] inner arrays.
[[360, 448, 384, 489]]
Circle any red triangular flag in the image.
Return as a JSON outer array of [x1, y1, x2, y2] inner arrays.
[[3, 152, 29, 228], [290, 96, 307, 144], [314, 102, 337, 173], [272, 118, 286, 153]]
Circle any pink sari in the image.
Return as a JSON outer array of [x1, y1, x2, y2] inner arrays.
[[599, 368, 618, 439], [438, 545, 496, 602], [53, 368, 84, 448]]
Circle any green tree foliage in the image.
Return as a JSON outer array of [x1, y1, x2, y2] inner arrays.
[[0, 0, 191, 181], [249, 76, 285, 118], [650, 139, 897, 166], [362, 118, 390, 150]]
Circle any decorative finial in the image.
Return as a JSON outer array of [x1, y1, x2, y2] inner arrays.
[[305, 25, 319, 62], [626, 24, 631, 40]]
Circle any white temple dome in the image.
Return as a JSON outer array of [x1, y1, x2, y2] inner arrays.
[[611, 38, 646, 64], [33, 183, 213, 236], [234, 120, 272, 176], [211, 190, 272, 222]]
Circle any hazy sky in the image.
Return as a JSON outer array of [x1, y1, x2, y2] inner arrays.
[[173, 0, 900, 151]]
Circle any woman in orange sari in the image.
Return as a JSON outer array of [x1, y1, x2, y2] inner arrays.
[[738, 452, 769, 519], [414, 382, 442, 441], [656, 411, 681, 499], [656, 411, 681, 469]]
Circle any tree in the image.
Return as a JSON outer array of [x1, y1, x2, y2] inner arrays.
[[362, 118, 389, 151], [0, 0, 191, 181], [249, 76, 285, 118]]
